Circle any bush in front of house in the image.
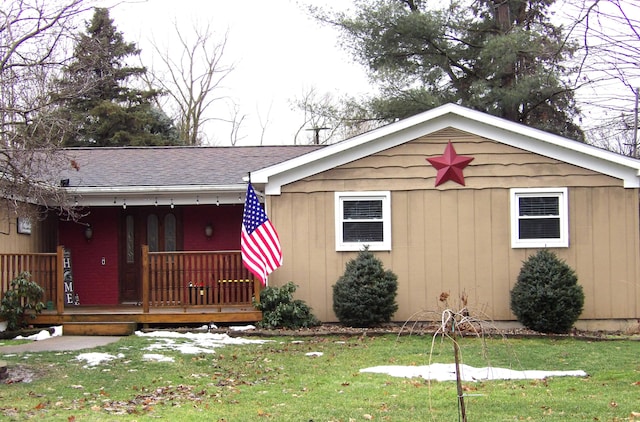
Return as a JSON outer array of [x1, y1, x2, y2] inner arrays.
[[0, 272, 46, 331], [333, 247, 398, 328], [510, 249, 584, 334], [254, 282, 320, 329]]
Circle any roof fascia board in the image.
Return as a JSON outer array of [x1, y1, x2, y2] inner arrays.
[[449, 115, 640, 188], [261, 119, 451, 195], [252, 107, 453, 188], [67, 184, 248, 207], [256, 104, 640, 194], [67, 184, 247, 195]]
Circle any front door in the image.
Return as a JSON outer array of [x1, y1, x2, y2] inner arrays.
[[119, 208, 182, 303]]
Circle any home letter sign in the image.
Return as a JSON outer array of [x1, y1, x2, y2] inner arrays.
[[63, 249, 78, 305]]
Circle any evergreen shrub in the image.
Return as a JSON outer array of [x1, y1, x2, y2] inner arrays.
[[254, 282, 320, 329], [510, 249, 584, 334], [333, 247, 398, 327], [0, 272, 45, 331]]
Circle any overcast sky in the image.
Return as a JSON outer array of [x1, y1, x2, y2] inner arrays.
[[98, 0, 371, 146], [93, 1, 639, 149]]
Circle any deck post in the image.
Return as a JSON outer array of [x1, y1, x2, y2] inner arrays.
[[55, 246, 65, 313], [141, 245, 150, 313]]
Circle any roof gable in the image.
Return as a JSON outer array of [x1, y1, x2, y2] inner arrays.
[[251, 104, 640, 194]]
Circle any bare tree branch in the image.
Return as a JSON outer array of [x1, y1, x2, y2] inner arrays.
[[146, 21, 236, 145], [1, 0, 94, 221], [559, 0, 640, 155]]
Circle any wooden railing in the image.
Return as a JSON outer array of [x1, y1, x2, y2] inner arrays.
[[141, 246, 261, 311], [1, 246, 260, 314], [0, 246, 63, 311]]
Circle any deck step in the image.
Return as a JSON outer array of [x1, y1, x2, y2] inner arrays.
[[63, 322, 137, 336]]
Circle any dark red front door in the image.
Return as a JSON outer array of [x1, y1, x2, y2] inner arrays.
[[119, 208, 182, 303]]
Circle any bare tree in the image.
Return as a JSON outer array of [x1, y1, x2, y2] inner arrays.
[[291, 86, 379, 145], [228, 102, 246, 146], [146, 21, 236, 145], [1, 0, 92, 221], [292, 87, 337, 145], [254, 101, 274, 146], [561, 0, 640, 156]]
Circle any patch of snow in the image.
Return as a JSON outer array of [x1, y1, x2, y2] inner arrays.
[[76, 352, 124, 367], [135, 330, 271, 355], [14, 326, 63, 341], [143, 354, 175, 362], [229, 325, 255, 331], [306, 352, 323, 357], [136, 330, 269, 344], [360, 363, 588, 382]]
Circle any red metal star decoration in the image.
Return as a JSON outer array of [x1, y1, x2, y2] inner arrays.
[[426, 141, 474, 187]]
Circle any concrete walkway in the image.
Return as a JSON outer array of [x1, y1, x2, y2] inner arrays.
[[1, 336, 123, 354]]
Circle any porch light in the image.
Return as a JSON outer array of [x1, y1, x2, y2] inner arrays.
[[84, 224, 93, 241], [205, 223, 213, 238]]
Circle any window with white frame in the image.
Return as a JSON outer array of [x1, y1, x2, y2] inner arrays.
[[510, 187, 569, 248], [335, 191, 391, 251]]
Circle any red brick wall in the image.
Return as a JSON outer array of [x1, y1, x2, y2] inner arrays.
[[58, 208, 120, 305], [183, 204, 243, 251], [57, 204, 244, 305]]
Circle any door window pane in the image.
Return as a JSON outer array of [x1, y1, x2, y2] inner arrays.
[[147, 214, 159, 252], [126, 215, 134, 263], [164, 213, 176, 251]]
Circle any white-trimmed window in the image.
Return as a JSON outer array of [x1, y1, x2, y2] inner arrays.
[[335, 191, 391, 251], [510, 188, 569, 248]]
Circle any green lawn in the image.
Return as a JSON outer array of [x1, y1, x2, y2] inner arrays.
[[1, 332, 639, 421]]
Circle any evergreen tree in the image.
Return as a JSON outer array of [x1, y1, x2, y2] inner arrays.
[[333, 247, 398, 327], [55, 8, 179, 146], [510, 249, 584, 333], [312, 0, 584, 141]]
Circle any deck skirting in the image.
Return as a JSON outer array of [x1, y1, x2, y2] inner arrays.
[[31, 306, 262, 328]]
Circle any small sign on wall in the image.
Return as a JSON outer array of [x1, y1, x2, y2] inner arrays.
[[17, 217, 31, 234]]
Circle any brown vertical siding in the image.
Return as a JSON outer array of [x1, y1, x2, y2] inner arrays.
[[269, 128, 640, 323], [0, 200, 56, 254]]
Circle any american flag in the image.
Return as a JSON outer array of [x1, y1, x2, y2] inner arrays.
[[241, 183, 283, 284]]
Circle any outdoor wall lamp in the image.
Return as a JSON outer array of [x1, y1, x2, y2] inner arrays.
[[84, 224, 93, 241], [204, 223, 213, 239]]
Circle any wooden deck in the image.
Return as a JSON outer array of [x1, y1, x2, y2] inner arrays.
[[2, 247, 263, 334], [32, 305, 262, 326]]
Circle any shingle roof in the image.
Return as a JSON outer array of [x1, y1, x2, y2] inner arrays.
[[61, 145, 323, 188]]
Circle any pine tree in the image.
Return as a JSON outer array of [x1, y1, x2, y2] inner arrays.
[[55, 8, 178, 146], [313, 0, 583, 141], [333, 247, 398, 327], [510, 249, 584, 333]]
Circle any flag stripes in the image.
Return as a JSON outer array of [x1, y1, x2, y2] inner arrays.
[[241, 183, 283, 284]]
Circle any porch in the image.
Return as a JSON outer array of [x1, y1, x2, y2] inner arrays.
[[0, 246, 262, 334]]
